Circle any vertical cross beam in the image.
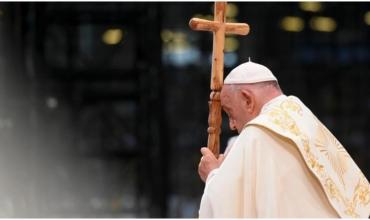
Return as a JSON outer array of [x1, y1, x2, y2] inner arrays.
[[189, 2, 249, 157]]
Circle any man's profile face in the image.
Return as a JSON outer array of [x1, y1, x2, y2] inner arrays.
[[220, 85, 250, 133]]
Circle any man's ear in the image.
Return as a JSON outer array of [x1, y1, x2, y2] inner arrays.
[[240, 88, 255, 113]]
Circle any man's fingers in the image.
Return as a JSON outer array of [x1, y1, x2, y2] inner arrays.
[[198, 148, 225, 183], [200, 147, 214, 157], [218, 154, 225, 160], [218, 154, 225, 163]]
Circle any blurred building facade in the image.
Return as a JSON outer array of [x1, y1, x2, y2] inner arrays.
[[0, 2, 369, 217]]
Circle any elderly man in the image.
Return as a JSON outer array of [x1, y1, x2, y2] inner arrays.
[[198, 61, 370, 218]]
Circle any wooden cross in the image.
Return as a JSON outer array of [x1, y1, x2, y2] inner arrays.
[[189, 2, 249, 157]]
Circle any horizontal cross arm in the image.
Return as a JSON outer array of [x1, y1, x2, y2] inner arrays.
[[189, 18, 219, 32], [225, 23, 250, 35]]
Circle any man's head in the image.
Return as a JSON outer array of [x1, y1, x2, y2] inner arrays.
[[220, 61, 282, 133]]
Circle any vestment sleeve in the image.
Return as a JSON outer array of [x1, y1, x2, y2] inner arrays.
[[199, 126, 275, 217]]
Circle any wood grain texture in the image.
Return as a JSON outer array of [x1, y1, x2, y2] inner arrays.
[[189, 2, 249, 157]]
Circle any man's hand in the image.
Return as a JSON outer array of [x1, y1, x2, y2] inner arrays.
[[198, 147, 225, 182]]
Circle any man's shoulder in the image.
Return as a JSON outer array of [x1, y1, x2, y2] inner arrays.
[[229, 124, 291, 166], [237, 125, 283, 151], [240, 124, 276, 140]]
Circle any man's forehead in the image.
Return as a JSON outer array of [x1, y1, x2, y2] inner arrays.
[[220, 86, 233, 104], [220, 86, 230, 98], [221, 84, 241, 95], [221, 84, 234, 93]]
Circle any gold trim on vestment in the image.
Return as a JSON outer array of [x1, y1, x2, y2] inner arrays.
[[245, 96, 370, 218]]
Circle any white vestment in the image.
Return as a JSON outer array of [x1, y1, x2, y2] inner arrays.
[[199, 95, 370, 218]]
